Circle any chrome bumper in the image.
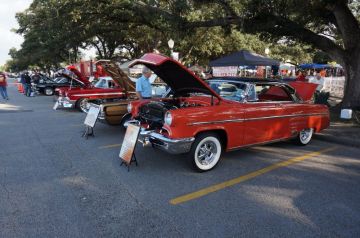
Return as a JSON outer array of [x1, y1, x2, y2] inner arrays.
[[140, 130, 194, 154], [57, 97, 76, 108], [125, 120, 195, 154]]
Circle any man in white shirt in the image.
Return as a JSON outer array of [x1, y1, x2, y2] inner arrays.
[[136, 67, 152, 99], [314, 74, 324, 92]]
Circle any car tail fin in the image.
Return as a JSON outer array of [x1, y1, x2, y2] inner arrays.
[[288, 82, 318, 101]]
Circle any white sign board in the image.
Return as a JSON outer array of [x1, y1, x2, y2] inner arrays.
[[119, 124, 141, 164], [84, 105, 100, 127], [212, 66, 238, 77], [53, 101, 59, 110], [309, 76, 345, 98]]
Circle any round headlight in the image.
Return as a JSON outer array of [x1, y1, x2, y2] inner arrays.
[[164, 112, 173, 125], [127, 103, 132, 113]]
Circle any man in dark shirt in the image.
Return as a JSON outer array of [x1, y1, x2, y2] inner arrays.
[[32, 73, 40, 84], [20, 73, 26, 94], [24, 72, 32, 97]]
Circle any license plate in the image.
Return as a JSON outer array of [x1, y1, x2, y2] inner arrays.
[[63, 103, 73, 108]]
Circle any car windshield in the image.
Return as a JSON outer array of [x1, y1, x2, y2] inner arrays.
[[55, 77, 68, 83], [39, 77, 54, 83], [207, 80, 247, 102], [94, 78, 108, 88]]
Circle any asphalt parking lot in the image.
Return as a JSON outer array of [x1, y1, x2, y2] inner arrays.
[[1, 81, 360, 238]]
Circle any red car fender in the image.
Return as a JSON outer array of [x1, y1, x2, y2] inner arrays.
[[163, 103, 243, 149]]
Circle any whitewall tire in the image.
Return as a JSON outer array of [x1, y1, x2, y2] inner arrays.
[[77, 98, 89, 113], [190, 133, 222, 172], [297, 128, 314, 145]]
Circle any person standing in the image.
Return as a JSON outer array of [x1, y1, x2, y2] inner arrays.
[[314, 73, 325, 92], [32, 71, 40, 84], [24, 72, 32, 97], [136, 67, 152, 99], [296, 70, 307, 82], [0, 72, 9, 100], [320, 69, 327, 78], [20, 72, 26, 94]]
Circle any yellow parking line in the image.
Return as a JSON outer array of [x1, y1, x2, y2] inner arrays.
[[99, 144, 121, 149], [170, 146, 337, 205]]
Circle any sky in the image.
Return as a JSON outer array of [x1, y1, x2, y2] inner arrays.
[[0, 0, 96, 67], [0, 0, 32, 66]]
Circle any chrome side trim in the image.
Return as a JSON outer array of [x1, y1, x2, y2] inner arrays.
[[187, 112, 328, 126], [72, 92, 125, 97], [189, 118, 245, 125], [245, 112, 328, 122]]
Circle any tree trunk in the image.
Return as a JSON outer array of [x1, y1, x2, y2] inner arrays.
[[342, 51, 360, 109]]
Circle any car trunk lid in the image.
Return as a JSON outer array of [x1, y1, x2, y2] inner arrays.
[[288, 82, 318, 101]]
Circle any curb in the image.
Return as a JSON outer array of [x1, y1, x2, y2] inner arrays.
[[314, 134, 360, 148]]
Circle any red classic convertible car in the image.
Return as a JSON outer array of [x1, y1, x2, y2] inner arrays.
[[127, 53, 329, 172], [56, 64, 126, 112]]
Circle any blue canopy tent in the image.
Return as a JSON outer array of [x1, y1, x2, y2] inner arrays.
[[299, 63, 330, 69], [209, 50, 280, 67]]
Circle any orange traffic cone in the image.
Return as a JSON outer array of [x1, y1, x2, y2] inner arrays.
[[18, 83, 24, 93]]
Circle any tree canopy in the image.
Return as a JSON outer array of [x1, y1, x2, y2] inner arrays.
[[7, 0, 314, 70], [5, 0, 360, 108]]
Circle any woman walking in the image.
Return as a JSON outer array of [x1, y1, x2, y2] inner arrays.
[[0, 72, 9, 101]]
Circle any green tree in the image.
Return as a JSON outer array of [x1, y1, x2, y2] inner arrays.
[[11, 0, 316, 89], [125, 0, 359, 108]]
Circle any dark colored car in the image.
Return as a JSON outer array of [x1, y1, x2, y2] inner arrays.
[[35, 74, 82, 96]]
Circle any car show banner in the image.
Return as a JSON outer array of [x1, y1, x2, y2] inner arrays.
[[84, 104, 100, 127], [119, 124, 140, 169], [212, 66, 238, 77]]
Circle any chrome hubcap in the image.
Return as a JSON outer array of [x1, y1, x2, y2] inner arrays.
[[300, 128, 312, 142], [45, 89, 52, 95], [80, 99, 89, 112], [197, 141, 217, 165]]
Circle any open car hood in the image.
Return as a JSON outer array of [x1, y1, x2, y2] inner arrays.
[[288, 82, 318, 101], [55, 68, 87, 86], [95, 60, 136, 93], [129, 54, 221, 100], [66, 65, 91, 86]]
